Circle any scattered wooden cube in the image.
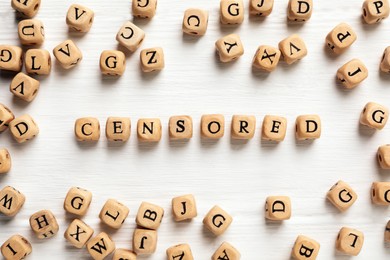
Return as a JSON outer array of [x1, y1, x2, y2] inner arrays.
[[262, 115, 287, 142], [116, 21, 145, 52], [25, 49, 51, 75], [113, 248, 137, 260], [169, 115, 193, 140], [362, 0, 389, 24], [203, 205, 232, 236], [0, 45, 23, 72], [371, 182, 390, 205], [380, 46, 390, 73], [385, 220, 390, 242], [172, 194, 197, 221], [29, 210, 59, 239], [215, 34, 244, 63], [327, 180, 357, 212], [336, 227, 364, 256], [1, 235, 32, 260], [220, 0, 244, 24], [133, 228, 157, 255], [87, 232, 116, 260], [360, 102, 388, 130], [337, 59, 368, 89], [74, 117, 100, 142], [136, 201, 164, 230], [137, 118, 162, 142], [9, 114, 39, 143], [53, 40, 83, 69], [0, 148, 11, 174], [212, 242, 240, 260], [231, 115, 256, 140], [132, 0, 157, 18], [0, 104, 15, 133], [64, 219, 94, 248], [140, 47, 164, 72], [252, 45, 281, 72], [106, 117, 131, 142], [265, 196, 291, 221], [99, 199, 130, 229], [167, 244, 194, 260], [66, 4, 94, 32], [0, 186, 25, 216], [249, 0, 274, 16], [291, 235, 320, 260], [10, 72, 40, 102], [295, 115, 321, 140], [279, 34, 308, 64], [326, 23, 357, 55], [201, 114, 225, 139], [18, 19, 44, 45], [63, 187, 93, 216], [182, 8, 209, 36], [100, 50, 125, 76], [378, 144, 390, 169], [11, 0, 41, 17], [287, 0, 313, 22]]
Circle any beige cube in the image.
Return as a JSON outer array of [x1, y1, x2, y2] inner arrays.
[[378, 145, 390, 169], [18, 19, 44, 45], [212, 242, 240, 260], [291, 235, 320, 260], [100, 50, 125, 76], [1, 235, 32, 260], [327, 180, 357, 212], [0, 45, 23, 72], [75, 117, 100, 142], [136, 201, 164, 230], [295, 115, 321, 140], [167, 244, 193, 260], [363, 0, 389, 24], [0, 148, 11, 174], [231, 115, 256, 140], [249, 0, 274, 16], [169, 115, 193, 140], [288, 0, 313, 22], [87, 232, 116, 260], [9, 114, 39, 143], [262, 115, 287, 142], [172, 194, 197, 221], [25, 49, 51, 75], [64, 219, 94, 248], [182, 8, 209, 36], [372, 182, 390, 205], [133, 228, 157, 255], [132, 0, 157, 18], [360, 102, 388, 130], [99, 199, 130, 229], [265, 196, 291, 221], [203, 205, 232, 236], [140, 47, 164, 72], [336, 227, 364, 256], [337, 59, 368, 89], [10, 72, 40, 102], [29, 210, 59, 239], [116, 21, 145, 52], [252, 45, 281, 72], [215, 34, 244, 63], [106, 117, 131, 142], [201, 114, 225, 139], [0, 104, 15, 133], [0, 186, 25, 216], [220, 0, 244, 24], [385, 220, 390, 242], [11, 0, 41, 17], [380, 46, 390, 73], [279, 34, 308, 64], [66, 4, 94, 32], [64, 187, 93, 216], [137, 118, 162, 142], [53, 40, 83, 69], [326, 23, 357, 55], [113, 249, 137, 260]]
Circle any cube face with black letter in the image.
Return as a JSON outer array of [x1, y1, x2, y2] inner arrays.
[[9, 114, 39, 143], [0, 186, 25, 216], [66, 4, 94, 32], [87, 232, 116, 259], [362, 0, 390, 24], [64, 219, 94, 248], [11, 0, 41, 18], [265, 196, 291, 221], [99, 199, 130, 229], [106, 117, 131, 142], [336, 227, 364, 256], [327, 180, 357, 212], [291, 235, 320, 260], [64, 187, 93, 216], [220, 0, 244, 25], [182, 8, 209, 36], [287, 0, 313, 22], [295, 115, 321, 141], [136, 202, 164, 230], [360, 102, 389, 130], [262, 115, 287, 142], [29, 210, 59, 239], [203, 205, 233, 236], [1, 235, 32, 260]]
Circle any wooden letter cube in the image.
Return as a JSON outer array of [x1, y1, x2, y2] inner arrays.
[[212, 242, 241, 260], [113, 249, 137, 260], [262, 115, 287, 142], [0, 186, 25, 216], [295, 115, 321, 140], [265, 196, 291, 221], [64, 219, 94, 248], [378, 145, 390, 169], [337, 59, 368, 89], [231, 115, 256, 140], [87, 232, 116, 260], [10, 72, 40, 102], [215, 34, 244, 63], [25, 49, 51, 75], [106, 117, 131, 142], [288, 0, 313, 22], [169, 115, 193, 140], [75, 117, 100, 141], [372, 182, 390, 205], [292, 235, 320, 260], [100, 50, 125, 76], [1, 235, 32, 260], [279, 34, 308, 64], [182, 9, 209, 36], [250, 0, 274, 16], [172, 194, 197, 221], [0, 104, 15, 133], [99, 199, 130, 229], [64, 187, 92, 216], [66, 4, 94, 32], [336, 227, 364, 256], [326, 23, 357, 55], [203, 205, 232, 236], [11, 0, 40, 17], [360, 102, 388, 130], [0, 45, 23, 72], [326, 180, 357, 212], [18, 19, 44, 45], [9, 114, 39, 143], [53, 40, 83, 69], [363, 0, 389, 24], [136, 201, 164, 230], [385, 220, 390, 242], [252, 45, 281, 72], [167, 244, 194, 260], [137, 118, 162, 142], [380, 46, 390, 73], [201, 114, 225, 139], [132, 0, 157, 18], [29, 210, 59, 239], [220, 0, 244, 24], [133, 228, 157, 255], [140, 47, 164, 72], [116, 21, 145, 52], [0, 149, 11, 174]]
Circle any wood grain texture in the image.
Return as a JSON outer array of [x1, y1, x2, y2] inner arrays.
[[1, 0, 390, 259]]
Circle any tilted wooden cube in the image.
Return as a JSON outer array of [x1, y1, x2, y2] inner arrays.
[[291, 235, 320, 260], [137, 118, 162, 142], [362, 0, 389, 24], [182, 8, 209, 36], [385, 220, 390, 242], [113, 249, 137, 260], [360, 102, 388, 130], [327, 180, 357, 212], [265, 196, 291, 221], [0, 104, 15, 133], [169, 115, 193, 140], [66, 4, 94, 32], [140, 47, 164, 72], [1, 235, 32, 260], [252, 45, 281, 72], [136, 201, 164, 230], [116, 21, 145, 52], [203, 205, 233, 236], [64, 219, 94, 248], [133, 228, 157, 255], [172, 194, 197, 221], [167, 244, 194, 260], [53, 40, 83, 69], [212, 242, 240, 260], [372, 182, 390, 205], [11, 0, 41, 17], [25, 49, 51, 75], [0, 148, 12, 174], [18, 19, 44, 45], [132, 0, 157, 18], [201, 114, 225, 139], [380, 46, 390, 73], [29, 210, 59, 239], [64, 187, 93, 216], [215, 34, 244, 63], [74, 117, 100, 141], [0, 186, 25, 216], [106, 117, 131, 142], [249, 0, 274, 16], [99, 199, 130, 229], [262, 115, 287, 142], [336, 227, 364, 256], [220, 0, 244, 24], [100, 50, 125, 76], [378, 145, 390, 169], [0, 45, 23, 72], [295, 115, 321, 140], [9, 114, 39, 143], [10, 72, 40, 102], [337, 59, 368, 89], [279, 34, 308, 64], [231, 115, 256, 140], [87, 232, 116, 260], [288, 0, 313, 22], [326, 23, 357, 55]]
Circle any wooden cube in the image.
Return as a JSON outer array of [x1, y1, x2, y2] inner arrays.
[[0, 104, 15, 133], [385, 220, 390, 242], [291, 235, 320, 260], [17, 19, 44, 46], [64, 187, 92, 216], [0, 186, 25, 216], [337, 59, 368, 89], [29, 210, 59, 239], [380, 46, 390, 73], [265, 196, 291, 221], [106, 117, 131, 142], [116, 21, 145, 52], [262, 115, 287, 142], [295, 115, 321, 140], [140, 47, 164, 72], [1, 235, 32, 260], [220, 0, 244, 24], [288, 0, 313, 22], [11, 0, 40, 17], [25, 49, 51, 75], [87, 232, 116, 260], [252, 45, 281, 72], [167, 244, 193, 260], [137, 118, 162, 142], [215, 34, 244, 63], [201, 114, 225, 139], [0, 45, 23, 72], [363, 0, 389, 24], [203, 205, 232, 236], [182, 9, 209, 36], [136, 201, 164, 230], [378, 145, 390, 169], [9, 114, 39, 143], [0, 148, 11, 174], [99, 199, 130, 229], [100, 50, 125, 76], [231, 115, 256, 140], [360, 102, 388, 130], [169, 115, 193, 140], [66, 4, 94, 32], [64, 219, 94, 248], [10, 72, 40, 102], [372, 182, 390, 205], [279, 34, 308, 64], [326, 23, 357, 55], [133, 228, 157, 255], [113, 249, 137, 260], [336, 227, 364, 256], [132, 0, 157, 18], [74, 117, 100, 141], [249, 0, 274, 16], [53, 40, 83, 69], [326, 180, 357, 212], [172, 194, 197, 221], [212, 242, 240, 260]]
